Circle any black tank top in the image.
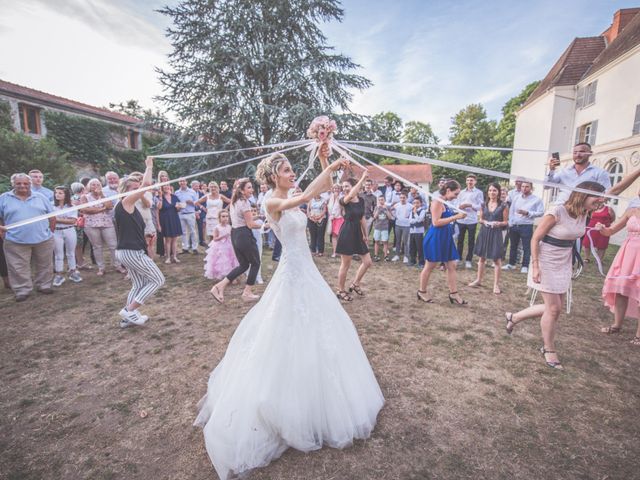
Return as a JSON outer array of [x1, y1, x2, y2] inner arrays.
[[115, 202, 146, 251]]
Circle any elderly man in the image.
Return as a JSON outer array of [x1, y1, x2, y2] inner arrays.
[[0, 173, 56, 301], [28, 169, 54, 204], [102, 171, 120, 199], [175, 178, 200, 254]]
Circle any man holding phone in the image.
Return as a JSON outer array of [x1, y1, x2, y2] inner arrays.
[[545, 143, 610, 203]]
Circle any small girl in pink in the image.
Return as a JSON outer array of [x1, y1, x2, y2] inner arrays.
[[204, 210, 239, 281], [596, 206, 640, 345]]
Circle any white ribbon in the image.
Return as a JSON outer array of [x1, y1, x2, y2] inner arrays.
[[341, 142, 634, 203], [152, 138, 312, 159], [332, 141, 465, 214], [3, 142, 312, 231], [336, 139, 549, 153]]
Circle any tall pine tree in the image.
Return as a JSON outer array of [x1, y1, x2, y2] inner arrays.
[[157, 0, 370, 168]]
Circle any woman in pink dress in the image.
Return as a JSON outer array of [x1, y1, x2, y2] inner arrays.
[[204, 210, 239, 281], [595, 206, 640, 346], [504, 181, 606, 369], [582, 204, 615, 263]]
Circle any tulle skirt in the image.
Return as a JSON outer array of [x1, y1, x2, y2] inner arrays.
[[203, 238, 239, 280]]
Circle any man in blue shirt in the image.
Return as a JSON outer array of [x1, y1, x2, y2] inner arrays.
[[175, 178, 200, 254], [28, 169, 54, 204], [0, 173, 56, 301]]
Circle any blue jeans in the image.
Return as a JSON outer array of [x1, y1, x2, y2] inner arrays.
[[509, 224, 533, 267]]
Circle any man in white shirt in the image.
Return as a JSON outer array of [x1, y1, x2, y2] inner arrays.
[[503, 181, 544, 273], [456, 174, 484, 268], [391, 192, 412, 262], [546, 143, 611, 203], [175, 178, 200, 254]]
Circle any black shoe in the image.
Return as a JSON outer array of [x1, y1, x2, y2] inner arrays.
[[448, 291, 467, 305], [15, 294, 29, 302], [37, 288, 54, 294]]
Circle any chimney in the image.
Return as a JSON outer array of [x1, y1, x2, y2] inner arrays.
[[602, 8, 640, 44]]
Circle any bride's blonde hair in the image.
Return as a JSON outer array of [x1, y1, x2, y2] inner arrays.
[[255, 153, 289, 189]]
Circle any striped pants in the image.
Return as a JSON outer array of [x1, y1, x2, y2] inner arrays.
[[115, 249, 165, 306]]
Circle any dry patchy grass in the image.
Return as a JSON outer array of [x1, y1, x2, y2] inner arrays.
[[1, 247, 639, 480]]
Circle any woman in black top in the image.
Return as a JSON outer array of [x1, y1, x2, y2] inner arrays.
[[114, 157, 165, 328], [335, 171, 373, 301]]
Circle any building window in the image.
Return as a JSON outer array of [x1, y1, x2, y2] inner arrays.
[[606, 159, 624, 205], [633, 105, 640, 135], [18, 104, 41, 135], [128, 130, 139, 150], [575, 120, 598, 145], [576, 80, 597, 109]]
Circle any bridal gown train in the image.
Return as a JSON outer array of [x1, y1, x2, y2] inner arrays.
[[194, 205, 384, 479]]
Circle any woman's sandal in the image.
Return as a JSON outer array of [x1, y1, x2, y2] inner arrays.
[[336, 290, 353, 301], [349, 283, 364, 296], [540, 347, 563, 370], [210, 286, 224, 304], [448, 291, 468, 305], [630, 336, 640, 346], [416, 290, 433, 303], [505, 312, 516, 335], [600, 325, 621, 334], [468, 280, 481, 287]]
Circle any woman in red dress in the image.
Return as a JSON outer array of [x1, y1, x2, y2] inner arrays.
[[583, 204, 615, 263]]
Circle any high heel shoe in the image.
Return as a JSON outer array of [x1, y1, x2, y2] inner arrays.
[[539, 346, 563, 370], [416, 290, 433, 303], [448, 291, 467, 305]]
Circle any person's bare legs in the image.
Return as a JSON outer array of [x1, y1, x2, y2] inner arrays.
[[352, 253, 373, 287], [602, 294, 629, 332], [493, 258, 502, 294], [419, 261, 438, 300], [469, 258, 485, 287], [445, 261, 462, 302], [338, 255, 352, 292], [374, 241, 379, 257], [163, 237, 172, 263], [540, 291, 563, 367]]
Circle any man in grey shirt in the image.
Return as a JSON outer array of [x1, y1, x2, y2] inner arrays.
[[455, 174, 484, 268]]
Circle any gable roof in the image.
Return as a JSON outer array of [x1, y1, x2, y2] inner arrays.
[[523, 36, 606, 107], [365, 164, 432, 185], [0, 79, 141, 126], [587, 9, 640, 78]]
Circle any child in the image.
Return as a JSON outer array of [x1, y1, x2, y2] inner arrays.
[[372, 195, 394, 261], [52, 186, 83, 286], [204, 210, 239, 280], [247, 207, 265, 284], [408, 197, 426, 267]]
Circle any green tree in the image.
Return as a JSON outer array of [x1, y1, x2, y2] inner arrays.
[[402, 120, 440, 166], [157, 0, 371, 177], [495, 80, 540, 148], [369, 112, 402, 164]]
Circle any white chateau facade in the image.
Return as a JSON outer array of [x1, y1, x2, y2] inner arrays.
[[511, 8, 640, 223]]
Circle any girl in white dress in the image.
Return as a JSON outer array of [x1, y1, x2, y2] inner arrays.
[[195, 149, 384, 480], [197, 181, 225, 240]]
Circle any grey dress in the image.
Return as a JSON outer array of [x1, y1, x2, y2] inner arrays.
[[473, 203, 506, 260]]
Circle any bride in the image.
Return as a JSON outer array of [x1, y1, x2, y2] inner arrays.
[[194, 148, 384, 479]]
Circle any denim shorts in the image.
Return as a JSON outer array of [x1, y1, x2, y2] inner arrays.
[[373, 229, 389, 242]]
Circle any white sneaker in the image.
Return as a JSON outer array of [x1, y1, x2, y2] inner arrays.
[[403, 256, 409, 264], [53, 274, 65, 287], [465, 261, 472, 269], [501, 264, 514, 271], [68, 271, 83, 283], [119, 308, 147, 327], [391, 255, 400, 262], [520, 267, 528, 273]]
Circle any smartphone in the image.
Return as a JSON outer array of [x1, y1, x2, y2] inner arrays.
[[551, 152, 560, 160]]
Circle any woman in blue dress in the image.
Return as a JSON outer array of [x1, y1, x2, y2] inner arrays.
[[158, 185, 183, 264], [418, 180, 468, 304]]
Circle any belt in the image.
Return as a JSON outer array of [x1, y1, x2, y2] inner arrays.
[[55, 226, 74, 230], [541, 235, 573, 248]]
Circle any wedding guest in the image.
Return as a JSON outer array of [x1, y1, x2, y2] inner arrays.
[[156, 171, 170, 257], [505, 181, 606, 369], [28, 169, 54, 203], [418, 180, 467, 305], [335, 172, 373, 300], [468, 183, 508, 294], [583, 203, 615, 263], [408, 197, 427, 267], [391, 192, 412, 263], [197, 181, 225, 241], [132, 174, 157, 260], [372, 195, 393, 261], [175, 178, 200, 254], [0, 173, 55, 301], [455, 174, 483, 269], [70, 182, 91, 270], [204, 210, 238, 280], [159, 184, 183, 264], [362, 179, 377, 238], [307, 193, 328, 256], [210, 178, 263, 302], [80, 179, 123, 276], [52, 186, 82, 286], [327, 183, 344, 258], [192, 180, 208, 247]]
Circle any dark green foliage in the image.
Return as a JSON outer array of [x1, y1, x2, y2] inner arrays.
[[0, 128, 74, 192], [43, 111, 145, 173], [0, 100, 13, 131]]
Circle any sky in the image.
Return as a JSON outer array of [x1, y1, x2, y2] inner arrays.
[[0, 0, 637, 140]]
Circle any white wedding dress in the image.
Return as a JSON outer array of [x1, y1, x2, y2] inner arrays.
[[194, 205, 384, 480]]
